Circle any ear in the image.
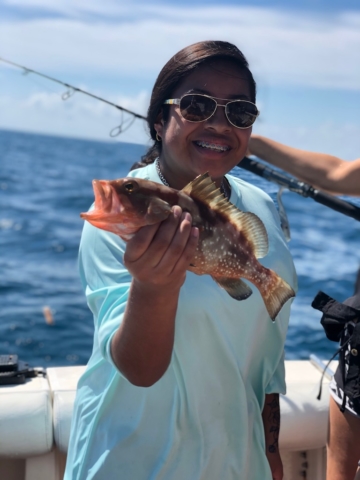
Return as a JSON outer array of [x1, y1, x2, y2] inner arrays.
[[154, 110, 165, 139]]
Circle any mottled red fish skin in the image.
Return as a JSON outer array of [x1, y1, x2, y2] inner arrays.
[[185, 200, 269, 287], [82, 175, 295, 319], [119, 182, 269, 291], [110, 179, 180, 213], [110, 180, 192, 226], [91, 178, 269, 288]]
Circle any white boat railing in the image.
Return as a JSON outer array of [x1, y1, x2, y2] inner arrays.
[[0, 359, 336, 480]]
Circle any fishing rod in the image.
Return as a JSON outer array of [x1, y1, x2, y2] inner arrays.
[[239, 156, 360, 223], [2, 57, 360, 224], [0, 57, 147, 136]]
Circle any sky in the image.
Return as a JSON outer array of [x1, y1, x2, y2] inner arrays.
[[1, 0, 360, 159]]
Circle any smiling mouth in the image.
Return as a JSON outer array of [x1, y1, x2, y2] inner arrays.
[[195, 140, 230, 152]]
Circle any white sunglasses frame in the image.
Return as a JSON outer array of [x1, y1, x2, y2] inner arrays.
[[163, 94, 260, 129]]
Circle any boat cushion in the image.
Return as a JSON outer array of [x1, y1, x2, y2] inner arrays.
[[279, 360, 332, 451], [0, 374, 53, 456]]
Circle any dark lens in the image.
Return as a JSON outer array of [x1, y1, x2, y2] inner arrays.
[[179, 95, 216, 122], [226, 101, 258, 128]]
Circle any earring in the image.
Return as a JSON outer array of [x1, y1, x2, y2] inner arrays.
[[156, 133, 162, 142]]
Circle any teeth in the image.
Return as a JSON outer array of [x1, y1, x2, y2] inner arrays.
[[196, 141, 229, 152]]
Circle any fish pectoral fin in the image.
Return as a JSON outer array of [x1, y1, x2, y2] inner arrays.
[[145, 198, 172, 223], [212, 276, 253, 301]]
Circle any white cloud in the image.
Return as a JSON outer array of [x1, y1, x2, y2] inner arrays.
[[1, 3, 360, 156], [20, 89, 149, 117], [3, 0, 134, 18], [0, 90, 151, 144], [1, 5, 360, 90]]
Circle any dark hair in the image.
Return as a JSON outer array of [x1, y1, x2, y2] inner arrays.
[[131, 40, 256, 169]]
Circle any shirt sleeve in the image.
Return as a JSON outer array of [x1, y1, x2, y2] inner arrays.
[[265, 350, 286, 395], [264, 295, 294, 395], [230, 175, 297, 396], [78, 219, 131, 368]]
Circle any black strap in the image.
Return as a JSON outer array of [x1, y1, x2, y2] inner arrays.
[[312, 287, 360, 412], [316, 336, 352, 401], [312, 291, 360, 341]]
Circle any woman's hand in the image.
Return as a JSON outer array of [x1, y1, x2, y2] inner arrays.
[[124, 205, 199, 291], [266, 450, 283, 480]]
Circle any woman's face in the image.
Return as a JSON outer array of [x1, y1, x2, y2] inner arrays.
[[155, 59, 254, 189]]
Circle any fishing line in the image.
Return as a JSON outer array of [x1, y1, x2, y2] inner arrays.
[[2, 56, 360, 224], [239, 157, 360, 224], [0, 57, 147, 137], [21, 69, 61, 96]]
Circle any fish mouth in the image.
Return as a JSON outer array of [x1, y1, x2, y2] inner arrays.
[[194, 140, 230, 153], [80, 180, 123, 222], [92, 179, 116, 212]]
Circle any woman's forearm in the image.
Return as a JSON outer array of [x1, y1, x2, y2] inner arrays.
[[262, 393, 284, 479], [248, 135, 360, 195], [111, 280, 180, 387], [262, 393, 281, 455]]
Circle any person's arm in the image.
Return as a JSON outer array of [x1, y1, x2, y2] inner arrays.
[[111, 206, 199, 387], [248, 135, 360, 196], [262, 393, 283, 480]]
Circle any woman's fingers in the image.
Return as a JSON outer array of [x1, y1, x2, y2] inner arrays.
[[145, 208, 188, 269], [124, 206, 182, 264], [124, 207, 199, 283], [157, 212, 198, 274]]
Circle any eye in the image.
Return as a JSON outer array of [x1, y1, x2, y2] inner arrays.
[[124, 182, 134, 193]]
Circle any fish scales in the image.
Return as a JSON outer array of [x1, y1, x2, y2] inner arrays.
[[81, 172, 295, 320]]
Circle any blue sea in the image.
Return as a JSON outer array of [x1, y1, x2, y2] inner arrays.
[[1, 128, 359, 368]]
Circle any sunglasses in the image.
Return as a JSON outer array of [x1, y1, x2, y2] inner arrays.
[[163, 94, 259, 129]]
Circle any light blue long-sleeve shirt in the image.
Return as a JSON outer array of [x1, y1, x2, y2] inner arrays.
[[64, 162, 297, 480]]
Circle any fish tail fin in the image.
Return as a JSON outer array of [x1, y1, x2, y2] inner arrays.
[[259, 274, 295, 321]]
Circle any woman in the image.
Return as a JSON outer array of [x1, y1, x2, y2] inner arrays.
[[64, 41, 297, 480], [247, 135, 360, 480]]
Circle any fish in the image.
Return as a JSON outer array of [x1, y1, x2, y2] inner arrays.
[[80, 173, 295, 320]]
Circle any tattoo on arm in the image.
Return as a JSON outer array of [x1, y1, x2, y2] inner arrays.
[[266, 395, 280, 454]]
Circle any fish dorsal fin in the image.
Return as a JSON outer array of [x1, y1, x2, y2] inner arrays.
[[181, 172, 213, 196], [182, 172, 269, 259]]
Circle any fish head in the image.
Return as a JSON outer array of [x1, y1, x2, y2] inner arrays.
[[80, 177, 172, 238]]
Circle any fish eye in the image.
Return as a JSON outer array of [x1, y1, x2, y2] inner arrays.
[[124, 182, 134, 193]]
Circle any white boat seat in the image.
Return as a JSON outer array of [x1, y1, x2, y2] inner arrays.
[[280, 360, 333, 451], [0, 373, 53, 457], [46, 366, 86, 453], [47, 361, 333, 454]]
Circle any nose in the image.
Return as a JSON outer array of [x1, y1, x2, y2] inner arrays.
[[205, 104, 231, 131]]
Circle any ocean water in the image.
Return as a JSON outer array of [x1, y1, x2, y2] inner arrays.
[[1, 128, 359, 368]]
